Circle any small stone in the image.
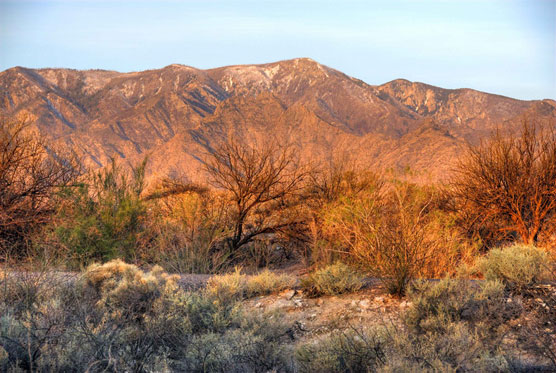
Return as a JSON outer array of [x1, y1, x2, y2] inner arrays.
[[309, 313, 317, 320], [281, 289, 296, 300], [254, 302, 262, 308], [316, 298, 324, 306], [506, 298, 512, 303], [351, 300, 358, 307], [399, 301, 408, 308], [359, 300, 370, 309], [374, 296, 384, 303], [294, 299, 303, 307]]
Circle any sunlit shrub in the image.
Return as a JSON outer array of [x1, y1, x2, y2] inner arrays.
[[321, 181, 471, 295], [206, 268, 296, 301], [148, 189, 233, 274], [246, 269, 296, 297], [475, 244, 551, 291], [301, 262, 364, 297]]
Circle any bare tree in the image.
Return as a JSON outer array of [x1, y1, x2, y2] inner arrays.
[[204, 138, 306, 253], [0, 115, 79, 257], [453, 119, 556, 246]]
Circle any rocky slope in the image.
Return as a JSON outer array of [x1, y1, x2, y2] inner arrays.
[[1, 58, 554, 182]]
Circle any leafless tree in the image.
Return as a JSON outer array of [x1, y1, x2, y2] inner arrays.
[[204, 138, 306, 253], [0, 115, 80, 257], [453, 118, 556, 246]]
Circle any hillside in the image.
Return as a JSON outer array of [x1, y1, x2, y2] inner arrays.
[[1, 58, 554, 182]]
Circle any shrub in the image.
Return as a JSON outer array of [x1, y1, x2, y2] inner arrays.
[[295, 328, 387, 373], [404, 279, 516, 338], [452, 119, 556, 246], [246, 269, 296, 297], [475, 244, 551, 291], [323, 182, 458, 295], [301, 262, 364, 297], [1, 259, 295, 372], [147, 189, 233, 274], [205, 267, 248, 302], [206, 268, 296, 301], [50, 158, 148, 265]]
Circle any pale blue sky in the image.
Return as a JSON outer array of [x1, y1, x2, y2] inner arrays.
[[1, 0, 554, 100]]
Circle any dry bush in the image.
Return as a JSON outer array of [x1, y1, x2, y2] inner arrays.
[[404, 279, 518, 338], [205, 267, 247, 302], [1, 260, 295, 372], [474, 244, 552, 292], [147, 187, 233, 273], [453, 118, 556, 247], [321, 180, 479, 295], [245, 269, 296, 297], [0, 115, 79, 259], [295, 327, 387, 372], [300, 262, 364, 297], [303, 158, 384, 266], [206, 267, 296, 301]]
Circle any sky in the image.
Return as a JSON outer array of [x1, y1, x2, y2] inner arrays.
[[0, 0, 555, 100]]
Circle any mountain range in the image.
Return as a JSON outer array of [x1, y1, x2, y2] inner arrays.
[[1, 57, 555, 183]]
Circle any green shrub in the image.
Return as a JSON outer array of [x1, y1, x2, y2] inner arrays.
[[51, 158, 148, 265], [475, 244, 550, 291], [301, 262, 364, 297]]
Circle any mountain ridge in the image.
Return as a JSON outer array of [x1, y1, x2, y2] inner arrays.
[[1, 58, 554, 182]]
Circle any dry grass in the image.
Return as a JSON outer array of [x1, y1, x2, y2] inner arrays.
[[301, 262, 364, 297]]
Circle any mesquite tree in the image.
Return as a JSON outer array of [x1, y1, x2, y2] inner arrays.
[[453, 119, 556, 245], [204, 139, 306, 253]]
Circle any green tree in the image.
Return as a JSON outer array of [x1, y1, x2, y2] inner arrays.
[[53, 158, 148, 264]]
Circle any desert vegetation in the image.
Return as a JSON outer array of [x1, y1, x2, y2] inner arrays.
[[1, 116, 555, 371]]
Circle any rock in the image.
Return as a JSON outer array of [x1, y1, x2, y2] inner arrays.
[[351, 300, 358, 307], [374, 296, 384, 303], [281, 289, 296, 300], [359, 299, 370, 309], [316, 298, 324, 306], [294, 299, 303, 308], [309, 313, 317, 320], [254, 302, 263, 308]]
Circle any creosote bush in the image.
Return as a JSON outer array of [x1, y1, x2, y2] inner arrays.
[[474, 244, 551, 291], [301, 262, 364, 297]]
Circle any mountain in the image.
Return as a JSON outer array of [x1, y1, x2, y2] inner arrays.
[[1, 58, 554, 182]]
